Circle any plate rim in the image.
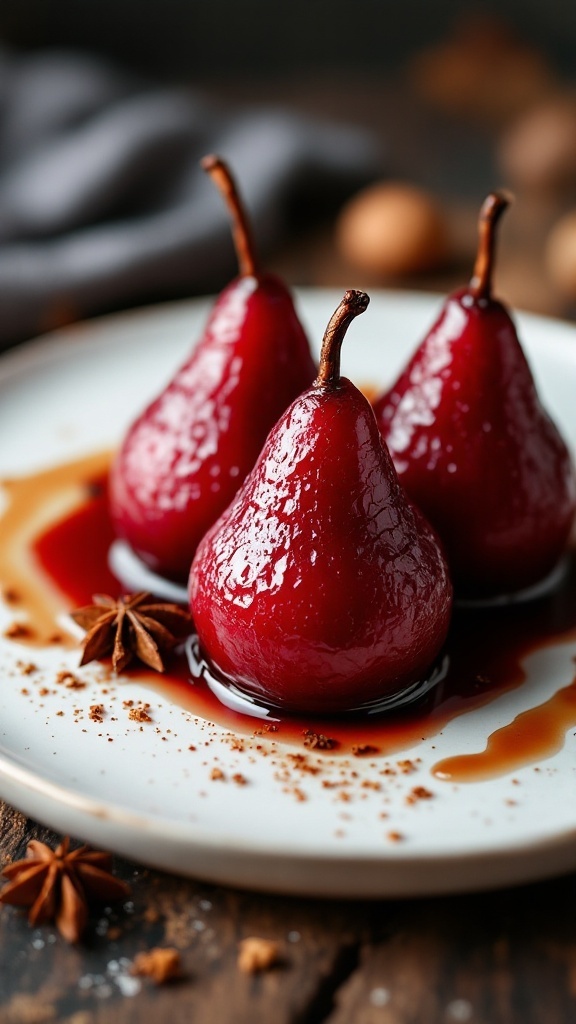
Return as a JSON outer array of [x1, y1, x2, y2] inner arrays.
[[2, 747, 576, 898]]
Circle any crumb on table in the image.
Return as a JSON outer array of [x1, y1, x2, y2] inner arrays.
[[237, 937, 281, 974], [131, 947, 181, 984]]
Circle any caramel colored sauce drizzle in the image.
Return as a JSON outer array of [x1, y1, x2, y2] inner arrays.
[[433, 677, 576, 781], [0, 451, 113, 645], [1, 449, 576, 781]]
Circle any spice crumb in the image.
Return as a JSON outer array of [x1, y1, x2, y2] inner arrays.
[[351, 743, 380, 757], [56, 671, 85, 689], [131, 947, 181, 984], [387, 831, 404, 842], [302, 730, 339, 751], [128, 707, 153, 723], [4, 622, 35, 640], [406, 786, 434, 804], [89, 704, 105, 723], [237, 937, 281, 974], [210, 767, 225, 781], [16, 661, 37, 676]]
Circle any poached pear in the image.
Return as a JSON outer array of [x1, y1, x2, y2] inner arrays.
[[109, 155, 316, 582], [189, 290, 453, 715], [374, 192, 576, 598]]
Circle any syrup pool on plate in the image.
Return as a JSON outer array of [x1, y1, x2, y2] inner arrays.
[[2, 451, 576, 780]]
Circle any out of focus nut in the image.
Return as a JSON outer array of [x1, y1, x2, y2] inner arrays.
[[545, 210, 576, 300], [237, 937, 281, 974], [336, 182, 449, 279], [498, 96, 576, 193]]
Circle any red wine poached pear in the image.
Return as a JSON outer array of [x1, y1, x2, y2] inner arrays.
[[189, 291, 453, 715], [109, 156, 316, 583], [374, 193, 576, 598]]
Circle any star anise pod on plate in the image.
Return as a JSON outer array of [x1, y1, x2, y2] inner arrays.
[[0, 837, 131, 943], [70, 592, 192, 673]]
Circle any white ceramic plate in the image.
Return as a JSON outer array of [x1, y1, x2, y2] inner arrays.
[[1, 289, 575, 898]]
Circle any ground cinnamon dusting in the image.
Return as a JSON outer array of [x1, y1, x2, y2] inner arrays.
[[302, 729, 339, 751], [406, 786, 434, 804], [128, 706, 152, 723], [3, 622, 35, 640], [237, 937, 281, 974], [89, 704, 105, 723], [16, 661, 37, 676], [387, 831, 404, 842], [55, 670, 85, 689], [291, 787, 307, 802], [131, 947, 181, 984], [351, 743, 380, 756]]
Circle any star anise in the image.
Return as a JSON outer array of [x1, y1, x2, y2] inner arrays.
[[0, 837, 131, 943], [70, 592, 192, 673]]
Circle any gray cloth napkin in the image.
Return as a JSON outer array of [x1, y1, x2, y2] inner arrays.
[[0, 49, 381, 347]]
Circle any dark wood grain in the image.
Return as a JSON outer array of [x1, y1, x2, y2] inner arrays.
[[0, 803, 574, 1024]]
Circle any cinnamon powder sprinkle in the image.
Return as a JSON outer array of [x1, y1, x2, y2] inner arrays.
[[228, 736, 246, 751], [351, 743, 380, 757], [89, 704, 105, 723], [132, 947, 181, 984], [55, 671, 85, 689], [291, 787, 307, 802], [4, 622, 35, 640], [16, 662, 37, 676], [128, 707, 153, 723], [302, 730, 339, 751], [210, 767, 225, 781], [406, 786, 434, 804]]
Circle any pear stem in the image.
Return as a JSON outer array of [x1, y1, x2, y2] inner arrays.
[[469, 190, 513, 300], [315, 290, 370, 388], [201, 154, 258, 278]]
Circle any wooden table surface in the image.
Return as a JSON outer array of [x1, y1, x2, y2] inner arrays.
[[1, 70, 576, 1023], [1, 802, 575, 1023]]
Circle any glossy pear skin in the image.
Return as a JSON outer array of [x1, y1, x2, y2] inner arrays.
[[374, 291, 576, 596], [110, 273, 316, 581], [189, 377, 452, 715]]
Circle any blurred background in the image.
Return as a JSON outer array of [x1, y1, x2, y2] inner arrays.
[[1, 0, 576, 347]]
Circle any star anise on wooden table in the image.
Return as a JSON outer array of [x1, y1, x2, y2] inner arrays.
[[70, 592, 192, 672], [0, 837, 131, 943]]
